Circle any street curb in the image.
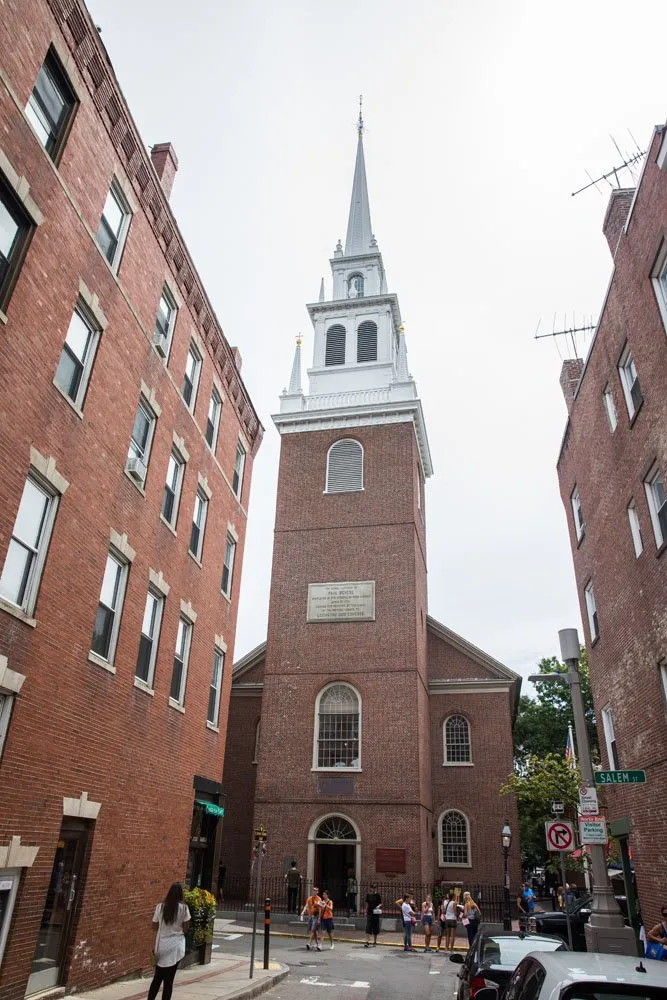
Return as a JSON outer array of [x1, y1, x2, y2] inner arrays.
[[217, 928, 468, 951], [218, 965, 290, 1000]]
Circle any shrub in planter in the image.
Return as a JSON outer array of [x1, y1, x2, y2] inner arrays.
[[184, 888, 217, 948]]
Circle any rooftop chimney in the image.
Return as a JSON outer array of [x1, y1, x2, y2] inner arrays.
[[602, 188, 634, 257], [150, 142, 179, 200], [560, 358, 584, 412]]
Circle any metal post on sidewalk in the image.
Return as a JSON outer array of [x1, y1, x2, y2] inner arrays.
[[249, 825, 268, 980], [263, 898, 271, 969], [560, 852, 574, 950]]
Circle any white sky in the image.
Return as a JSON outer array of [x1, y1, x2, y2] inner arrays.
[[87, 0, 667, 685]]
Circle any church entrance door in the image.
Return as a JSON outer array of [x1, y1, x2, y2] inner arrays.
[[310, 815, 360, 912]]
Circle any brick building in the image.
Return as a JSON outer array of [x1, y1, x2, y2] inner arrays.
[[556, 122, 667, 925], [0, 1, 261, 997], [220, 120, 521, 905]]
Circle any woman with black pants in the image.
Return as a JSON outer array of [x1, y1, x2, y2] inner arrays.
[[147, 883, 191, 1000]]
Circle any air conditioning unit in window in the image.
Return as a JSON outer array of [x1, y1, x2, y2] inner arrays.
[[153, 330, 168, 357], [127, 455, 147, 483]]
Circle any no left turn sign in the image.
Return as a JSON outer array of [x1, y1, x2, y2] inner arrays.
[[545, 819, 575, 852]]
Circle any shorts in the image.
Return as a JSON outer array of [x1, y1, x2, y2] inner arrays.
[[446, 919, 457, 928], [308, 916, 320, 932], [422, 916, 433, 926], [322, 918, 334, 933]]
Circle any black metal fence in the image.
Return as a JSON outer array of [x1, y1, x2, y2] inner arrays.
[[218, 874, 507, 923]]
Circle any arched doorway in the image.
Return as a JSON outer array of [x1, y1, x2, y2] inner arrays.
[[307, 815, 361, 911]]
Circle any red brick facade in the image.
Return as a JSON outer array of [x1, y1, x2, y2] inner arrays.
[[0, 1, 261, 997], [221, 422, 520, 895], [556, 123, 667, 928]]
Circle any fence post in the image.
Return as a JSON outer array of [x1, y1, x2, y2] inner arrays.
[[263, 898, 271, 969]]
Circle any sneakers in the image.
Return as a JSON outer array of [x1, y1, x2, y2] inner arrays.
[[330, 943, 335, 950], [364, 943, 370, 948], [316, 944, 322, 951]]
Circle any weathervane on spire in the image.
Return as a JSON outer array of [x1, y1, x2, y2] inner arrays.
[[357, 94, 364, 136]]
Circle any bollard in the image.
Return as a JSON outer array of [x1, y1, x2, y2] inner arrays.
[[263, 898, 271, 969]]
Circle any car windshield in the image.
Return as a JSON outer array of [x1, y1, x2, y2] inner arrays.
[[481, 937, 564, 967], [563, 989, 667, 1000], [568, 895, 592, 914]]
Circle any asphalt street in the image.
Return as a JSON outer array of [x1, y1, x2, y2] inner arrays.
[[213, 930, 460, 999]]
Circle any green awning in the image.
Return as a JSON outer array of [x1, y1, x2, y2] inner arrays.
[[196, 799, 225, 817]]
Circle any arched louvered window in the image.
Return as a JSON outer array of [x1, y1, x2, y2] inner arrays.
[[325, 324, 346, 366], [326, 439, 364, 493], [439, 810, 471, 866], [348, 273, 364, 298], [444, 715, 471, 764], [315, 683, 361, 769], [357, 321, 377, 363]]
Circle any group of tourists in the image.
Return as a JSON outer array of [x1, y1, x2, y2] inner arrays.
[[397, 890, 481, 952], [301, 887, 337, 950]]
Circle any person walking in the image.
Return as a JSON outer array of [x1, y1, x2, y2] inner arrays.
[[421, 894, 435, 952], [285, 861, 302, 914], [319, 891, 335, 949], [461, 891, 481, 945], [395, 894, 418, 952], [364, 883, 382, 948], [517, 887, 529, 931], [346, 871, 358, 916], [147, 883, 191, 1000], [646, 907, 667, 959], [556, 885, 564, 910], [301, 887, 322, 950]]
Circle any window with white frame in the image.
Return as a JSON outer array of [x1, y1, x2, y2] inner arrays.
[[221, 534, 236, 597], [627, 501, 643, 557], [25, 48, 77, 162], [584, 580, 599, 642], [153, 285, 177, 359], [232, 442, 246, 499], [182, 342, 202, 410], [0, 475, 58, 614], [0, 174, 36, 312], [325, 324, 346, 365], [170, 616, 192, 705], [618, 345, 643, 418], [189, 490, 208, 561], [650, 243, 667, 333], [603, 385, 618, 432], [90, 550, 128, 663], [126, 398, 156, 485], [207, 647, 225, 726], [660, 660, 667, 714], [135, 589, 164, 687], [96, 181, 131, 271], [444, 715, 471, 764], [347, 273, 364, 298], [0, 691, 14, 759], [601, 705, 620, 769], [439, 810, 470, 867], [644, 465, 667, 548], [326, 439, 363, 493], [571, 486, 585, 542], [53, 304, 100, 409], [205, 389, 222, 451], [162, 450, 185, 527], [315, 683, 360, 769], [356, 321, 377, 363]]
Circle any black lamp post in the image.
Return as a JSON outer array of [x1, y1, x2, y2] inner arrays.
[[502, 823, 512, 931]]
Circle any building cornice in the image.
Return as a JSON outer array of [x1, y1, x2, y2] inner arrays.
[[428, 678, 514, 695], [231, 682, 264, 697], [307, 293, 401, 332]]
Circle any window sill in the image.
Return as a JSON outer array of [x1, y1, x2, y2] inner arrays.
[[95, 238, 121, 277], [576, 530, 585, 549], [52, 379, 84, 419], [134, 677, 155, 696], [439, 862, 472, 869], [311, 766, 362, 773], [88, 650, 116, 674], [206, 721, 220, 733], [323, 488, 365, 495], [124, 468, 146, 496], [591, 634, 600, 647], [656, 540, 667, 559], [168, 697, 185, 714], [159, 514, 178, 537], [220, 589, 232, 604], [443, 761, 474, 767], [0, 596, 37, 628], [0, 309, 7, 325], [188, 550, 203, 568]]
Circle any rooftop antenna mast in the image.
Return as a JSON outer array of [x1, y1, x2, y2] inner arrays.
[[572, 131, 646, 197], [534, 314, 597, 360]]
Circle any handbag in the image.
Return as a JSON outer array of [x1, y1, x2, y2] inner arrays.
[[462, 917, 470, 927], [373, 907, 382, 915], [646, 941, 665, 961]]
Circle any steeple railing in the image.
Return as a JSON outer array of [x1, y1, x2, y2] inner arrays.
[[305, 387, 391, 412]]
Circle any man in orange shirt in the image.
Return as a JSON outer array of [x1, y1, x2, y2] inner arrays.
[[300, 887, 322, 950], [319, 891, 335, 950]]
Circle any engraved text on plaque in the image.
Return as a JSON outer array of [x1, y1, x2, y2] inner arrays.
[[307, 581, 376, 623]]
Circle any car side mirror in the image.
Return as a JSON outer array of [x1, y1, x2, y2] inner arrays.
[[449, 953, 465, 964], [474, 989, 499, 1000]]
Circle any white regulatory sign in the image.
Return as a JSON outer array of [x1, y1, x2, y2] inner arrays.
[[545, 819, 575, 852], [579, 785, 599, 816], [579, 815, 608, 845]]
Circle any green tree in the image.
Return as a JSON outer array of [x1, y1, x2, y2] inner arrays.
[[501, 753, 581, 868]]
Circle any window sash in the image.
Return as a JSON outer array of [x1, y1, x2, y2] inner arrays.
[[97, 185, 128, 268], [603, 386, 618, 431], [0, 477, 52, 610], [26, 61, 70, 152], [602, 708, 620, 769], [54, 308, 96, 405], [91, 553, 125, 661], [136, 590, 162, 685], [628, 503, 643, 557], [222, 536, 236, 595], [440, 813, 469, 866], [585, 583, 598, 640], [129, 402, 153, 462], [189, 493, 207, 558], [155, 289, 175, 342], [170, 618, 191, 704], [182, 347, 200, 407], [206, 392, 221, 448], [162, 453, 183, 524], [207, 649, 224, 725], [232, 444, 245, 497], [317, 712, 359, 767], [0, 179, 33, 308], [571, 489, 584, 539], [0, 692, 12, 759], [444, 716, 471, 763], [619, 351, 642, 416]]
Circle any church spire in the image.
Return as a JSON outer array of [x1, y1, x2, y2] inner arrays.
[[344, 99, 374, 256], [287, 335, 303, 395]]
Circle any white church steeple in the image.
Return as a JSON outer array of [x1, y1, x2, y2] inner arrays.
[[345, 110, 375, 256]]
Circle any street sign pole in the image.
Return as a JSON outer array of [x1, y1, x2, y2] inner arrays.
[[249, 826, 268, 979], [560, 852, 574, 950]]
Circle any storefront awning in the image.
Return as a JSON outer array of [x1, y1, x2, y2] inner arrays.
[[196, 799, 225, 817]]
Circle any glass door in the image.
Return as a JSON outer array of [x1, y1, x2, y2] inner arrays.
[[25, 824, 87, 995]]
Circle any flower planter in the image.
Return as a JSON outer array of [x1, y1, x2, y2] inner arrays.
[[183, 889, 216, 966]]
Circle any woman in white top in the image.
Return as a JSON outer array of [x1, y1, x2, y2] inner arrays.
[[437, 891, 458, 952], [147, 883, 191, 1000]]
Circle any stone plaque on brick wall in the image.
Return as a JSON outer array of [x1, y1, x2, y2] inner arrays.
[[307, 581, 375, 623], [318, 775, 354, 796], [376, 848, 406, 873]]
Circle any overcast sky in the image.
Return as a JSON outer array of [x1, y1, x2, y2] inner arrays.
[[88, 0, 667, 686]]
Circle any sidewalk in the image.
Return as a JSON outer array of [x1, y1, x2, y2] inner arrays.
[[74, 953, 288, 1000]]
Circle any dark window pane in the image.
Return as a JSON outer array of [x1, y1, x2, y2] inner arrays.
[[91, 604, 114, 658], [171, 657, 183, 701], [659, 505, 667, 542], [162, 487, 175, 522], [205, 418, 215, 446], [96, 218, 117, 263], [221, 564, 230, 594], [0, 199, 20, 261], [190, 522, 200, 556], [136, 635, 153, 683], [54, 345, 83, 400], [630, 378, 643, 411], [207, 685, 217, 724], [34, 64, 67, 138], [182, 375, 193, 405]]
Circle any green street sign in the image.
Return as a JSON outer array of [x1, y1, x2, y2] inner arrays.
[[594, 770, 646, 785]]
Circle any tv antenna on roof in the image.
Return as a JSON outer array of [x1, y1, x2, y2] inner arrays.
[[534, 313, 597, 361], [572, 131, 646, 197]]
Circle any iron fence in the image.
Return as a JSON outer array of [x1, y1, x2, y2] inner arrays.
[[218, 873, 507, 923]]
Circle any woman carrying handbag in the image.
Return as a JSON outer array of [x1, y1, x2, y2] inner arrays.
[[147, 883, 191, 1000], [646, 907, 667, 960]]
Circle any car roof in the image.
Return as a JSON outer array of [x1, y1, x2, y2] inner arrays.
[[481, 932, 566, 945], [524, 950, 667, 986]]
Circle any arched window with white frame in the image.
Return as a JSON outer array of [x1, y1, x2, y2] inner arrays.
[[325, 439, 363, 493], [443, 714, 471, 764], [314, 682, 361, 770], [438, 810, 471, 867], [348, 273, 364, 298], [356, 321, 377, 363], [325, 324, 346, 366]]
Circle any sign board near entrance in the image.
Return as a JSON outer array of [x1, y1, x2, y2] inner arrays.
[[376, 848, 406, 873], [579, 815, 608, 845], [545, 819, 574, 852], [307, 581, 376, 623], [594, 770, 646, 785]]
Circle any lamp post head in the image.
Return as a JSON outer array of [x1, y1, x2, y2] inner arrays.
[[559, 628, 580, 664], [501, 823, 512, 849]]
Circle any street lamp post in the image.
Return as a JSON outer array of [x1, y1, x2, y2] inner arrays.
[[502, 823, 512, 931], [529, 629, 636, 955]]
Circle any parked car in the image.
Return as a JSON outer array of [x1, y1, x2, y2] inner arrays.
[[531, 894, 630, 951], [474, 950, 667, 1000], [449, 930, 568, 1000]]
